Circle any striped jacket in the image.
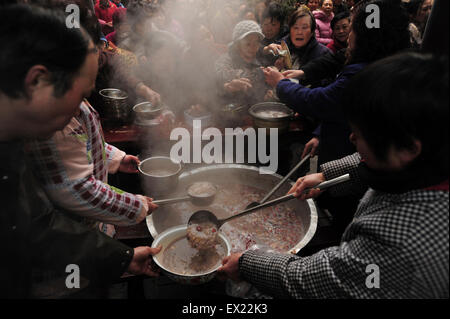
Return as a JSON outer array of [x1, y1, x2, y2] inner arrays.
[[26, 101, 148, 236], [239, 153, 449, 298]]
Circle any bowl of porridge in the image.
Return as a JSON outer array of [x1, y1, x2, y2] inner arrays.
[[151, 225, 231, 285], [249, 102, 294, 134]]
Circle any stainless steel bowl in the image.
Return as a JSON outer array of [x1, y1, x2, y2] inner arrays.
[[138, 156, 183, 196], [99, 88, 130, 124], [133, 102, 163, 121], [184, 109, 212, 128], [249, 102, 294, 134], [151, 225, 231, 285]]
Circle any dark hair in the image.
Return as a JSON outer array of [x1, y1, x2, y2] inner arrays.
[[319, 0, 333, 7], [403, 0, 425, 17], [330, 10, 350, 30], [33, 0, 103, 46], [349, 0, 410, 64], [0, 5, 91, 98], [262, 2, 285, 24], [288, 7, 316, 33], [343, 52, 449, 173]]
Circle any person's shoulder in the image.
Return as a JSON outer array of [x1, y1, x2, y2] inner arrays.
[[312, 38, 331, 54], [313, 10, 323, 19]]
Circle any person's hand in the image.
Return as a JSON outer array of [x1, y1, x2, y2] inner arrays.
[[145, 196, 159, 215], [217, 252, 243, 282], [264, 89, 275, 101], [119, 155, 140, 173], [274, 58, 285, 71], [127, 246, 162, 277], [224, 78, 252, 93], [288, 173, 325, 201], [263, 43, 282, 56], [301, 137, 320, 159], [136, 83, 161, 106], [282, 69, 305, 79], [262, 67, 285, 88]]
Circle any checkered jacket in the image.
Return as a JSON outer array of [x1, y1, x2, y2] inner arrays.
[[26, 101, 148, 234], [239, 153, 449, 298]]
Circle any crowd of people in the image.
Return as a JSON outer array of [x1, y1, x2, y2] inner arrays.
[[0, 0, 448, 299]]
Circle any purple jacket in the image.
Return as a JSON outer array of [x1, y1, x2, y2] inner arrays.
[[276, 63, 366, 164], [314, 10, 334, 46]]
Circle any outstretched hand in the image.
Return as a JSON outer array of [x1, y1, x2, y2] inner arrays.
[[217, 253, 243, 282], [288, 173, 325, 201], [119, 155, 140, 173], [262, 67, 285, 88], [127, 246, 162, 277]]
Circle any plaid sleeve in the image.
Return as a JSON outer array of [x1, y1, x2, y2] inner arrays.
[[105, 143, 125, 174], [26, 136, 146, 226], [320, 152, 367, 197], [239, 237, 412, 299]]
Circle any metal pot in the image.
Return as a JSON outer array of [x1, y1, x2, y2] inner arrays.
[[146, 164, 318, 255], [151, 225, 231, 285], [249, 102, 294, 134], [184, 109, 212, 128], [218, 103, 247, 128], [138, 156, 183, 196], [133, 101, 163, 122], [99, 88, 130, 125]]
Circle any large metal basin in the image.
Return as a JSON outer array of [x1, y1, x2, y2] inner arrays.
[[146, 164, 317, 254]]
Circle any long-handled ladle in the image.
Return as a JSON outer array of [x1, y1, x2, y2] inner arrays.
[[153, 182, 217, 207], [188, 174, 350, 231]]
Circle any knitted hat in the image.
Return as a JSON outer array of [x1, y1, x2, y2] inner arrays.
[[230, 20, 264, 48]]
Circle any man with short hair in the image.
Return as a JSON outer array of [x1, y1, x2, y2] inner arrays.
[[0, 5, 161, 298]]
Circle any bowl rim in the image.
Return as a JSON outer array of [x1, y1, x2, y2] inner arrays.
[[248, 102, 294, 122], [138, 156, 183, 177], [151, 224, 231, 277], [133, 101, 163, 114], [99, 88, 128, 99], [183, 108, 212, 120]]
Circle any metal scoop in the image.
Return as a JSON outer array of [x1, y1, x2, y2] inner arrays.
[[245, 153, 311, 209], [153, 182, 217, 207], [188, 174, 351, 230]]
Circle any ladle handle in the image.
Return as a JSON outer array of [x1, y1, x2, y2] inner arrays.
[[153, 196, 190, 205], [220, 174, 351, 225], [221, 193, 296, 225], [260, 153, 311, 204]]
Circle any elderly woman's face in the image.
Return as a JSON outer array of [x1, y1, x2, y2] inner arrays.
[[290, 16, 313, 49], [238, 33, 261, 63]]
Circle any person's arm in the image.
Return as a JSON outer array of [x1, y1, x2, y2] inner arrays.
[[320, 152, 367, 197], [26, 123, 149, 226], [275, 77, 345, 122], [30, 197, 161, 285], [288, 153, 367, 200], [30, 200, 134, 285], [237, 232, 403, 299], [300, 49, 346, 84]]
